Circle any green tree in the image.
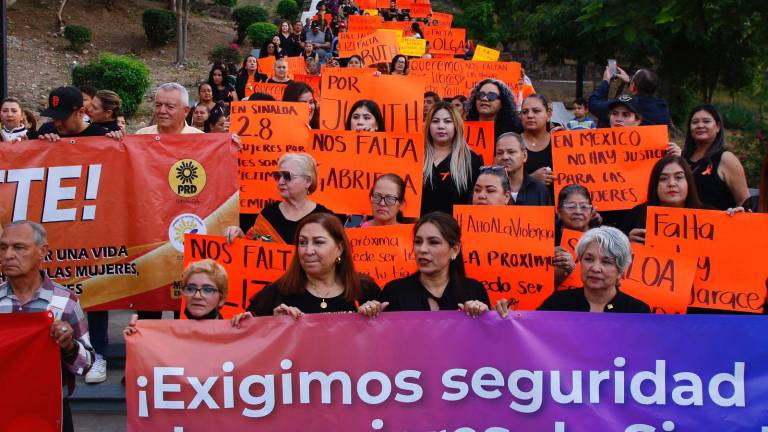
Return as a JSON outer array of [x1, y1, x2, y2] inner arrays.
[[276, 0, 300, 21]]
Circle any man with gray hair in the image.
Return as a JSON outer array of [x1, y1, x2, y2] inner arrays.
[[136, 82, 204, 135], [0, 220, 95, 432]]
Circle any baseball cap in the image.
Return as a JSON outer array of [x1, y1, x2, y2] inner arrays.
[[40, 86, 84, 120], [608, 94, 640, 115], [311, 21, 320, 29]]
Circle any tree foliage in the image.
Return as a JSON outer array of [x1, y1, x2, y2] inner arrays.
[[276, 0, 300, 21]]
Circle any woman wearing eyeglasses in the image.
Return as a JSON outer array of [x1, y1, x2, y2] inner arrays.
[[555, 184, 600, 245], [421, 101, 483, 215], [362, 174, 407, 227], [123, 260, 229, 335], [466, 78, 523, 139], [225, 153, 333, 244]]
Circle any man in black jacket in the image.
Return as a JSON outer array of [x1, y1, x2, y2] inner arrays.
[[588, 64, 670, 128]]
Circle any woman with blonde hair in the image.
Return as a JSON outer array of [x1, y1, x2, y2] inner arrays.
[[421, 101, 483, 215]]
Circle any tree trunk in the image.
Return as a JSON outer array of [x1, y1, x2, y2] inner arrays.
[[56, 0, 67, 34], [176, 0, 190, 65]]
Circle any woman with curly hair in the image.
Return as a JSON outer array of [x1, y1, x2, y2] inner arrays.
[[466, 78, 523, 139]]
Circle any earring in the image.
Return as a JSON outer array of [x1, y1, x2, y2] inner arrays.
[[451, 255, 456, 261], [335, 256, 342, 264]]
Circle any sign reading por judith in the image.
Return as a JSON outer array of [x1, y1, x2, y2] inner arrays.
[[126, 312, 767, 431]]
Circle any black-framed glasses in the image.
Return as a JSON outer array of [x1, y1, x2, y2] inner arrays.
[[271, 171, 305, 182], [182, 284, 220, 297], [477, 91, 500, 102], [561, 203, 593, 211], [370, 193, 400, 206]]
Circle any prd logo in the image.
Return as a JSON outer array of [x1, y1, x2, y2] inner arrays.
[[169, 159, 206, 197]]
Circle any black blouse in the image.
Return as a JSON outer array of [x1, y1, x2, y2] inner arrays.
[[538, 288, 650, 313], [382, 273, 491, 311], [256, 201, 334, 244], [247, 277, 382, 316], [687, 150, 737, 210], [421, 150, 483, 216]]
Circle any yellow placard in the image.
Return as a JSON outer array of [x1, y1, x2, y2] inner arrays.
[[398, 37, 426, 57], [364, 9, 379, 15], [472, 45, 501, 62]]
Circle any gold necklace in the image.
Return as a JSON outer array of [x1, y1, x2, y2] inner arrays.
[[308, 283, 337, 309]]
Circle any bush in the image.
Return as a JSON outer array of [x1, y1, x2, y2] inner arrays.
[[142, 8, 177, 46], [209, 45, 242, 74], [276, 0, 299, 21], [247, 22, 278, 49], [232, 5, 269, 43], [72, 53, 151, 116], [63, 24, 92, 51], [214, 0, 237, 6], [718, 103, 758, 132]]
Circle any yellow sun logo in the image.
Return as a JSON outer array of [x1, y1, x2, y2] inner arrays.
[[168, 159, 206, 198]]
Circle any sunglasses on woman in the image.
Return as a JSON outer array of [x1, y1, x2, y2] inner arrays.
[[271, 171, 306, 182], [477, 91, 500, 102]]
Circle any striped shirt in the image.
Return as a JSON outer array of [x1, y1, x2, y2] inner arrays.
[[0, 272, 94, 393]]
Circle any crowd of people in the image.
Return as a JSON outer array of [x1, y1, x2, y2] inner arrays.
[[2, 0, 768, 430]]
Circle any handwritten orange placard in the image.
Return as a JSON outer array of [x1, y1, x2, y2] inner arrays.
[[355, 30, 400, 65], [293, 74, 321, 98], [376, 0, 392, 9], [256, 56, 276, 77], [319, 68, 425, 133], [230, 101, 311, 214], [464, 60, 522, 93], [464, 121, 494, 165], [356, 0, 377, 9], [309, 130, 423, 217], [454, 205, 556, 310], [406, 3, 431, 17], [409, 59, 522, 97], [645, 206, 768, 313], [424, 27, 466, 55], [346, 224, 418, 287], [183, 235, 294, 319], [348, 15, 384, 33], [285, 56, 306, 78], [558, 228, 583, 290], [338, 32, 376, 58], [430, 12, 454, 27], [246, 82, 287, 100], [621, 242, 697, 314], [551, 125, 668, 211]]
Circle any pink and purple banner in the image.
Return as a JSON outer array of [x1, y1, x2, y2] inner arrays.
[[126, 312, 768, 431]]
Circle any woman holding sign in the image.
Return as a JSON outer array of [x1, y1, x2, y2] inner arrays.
[[380, 212, 490, 317], [390, 55, 409, 75], [498, 227, 650, 315], [233, 213, 382, 319], [225, 153, 333, 244], [682, 105, 750, 210], [421, 102, 483, 215], [466, 78, 523, 139], [619, 155, 709, 243], [235, 56, 268, 100]]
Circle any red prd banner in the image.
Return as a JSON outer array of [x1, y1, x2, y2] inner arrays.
[[0, 134, 239, 310], [0, 312, 61, 431]]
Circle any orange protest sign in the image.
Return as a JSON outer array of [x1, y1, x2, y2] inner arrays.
[[409, 58, 467, 97], [464, 60, 522, 92], [378, 20, 414, 36], [454, 205, 556, 310], [355, 30, 400, 65], [309, 130, 423, 217], [621, 243, 697, 314], [376, 0, 392, 9], [338, 32, 376, 57], [246, 82, 287, 100], [558, 228, 583, 290], [406, 3, 432, 17], [230, 101, 311, 214], [257, 56, 276, 77], [356, 0, 377, 9], [348, 15, 384, 33], [259, 55, 303, 79], [464, 121, 494, 165], [285, 56, 306, 78], [472, 45, 500, 62], [424, 27, 466, 55], [346, 224, 418, 287], [395, 0, 411, 8], [293, 74, 321, 98], [430, 12, 454, 27], [319, 68, 425, 133], [645, 207, 768, 313], [551, 125, 668, 211], [183, 235, 294, 319]]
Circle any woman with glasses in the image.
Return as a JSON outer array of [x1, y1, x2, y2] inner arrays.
[[466, 78, 523, 139], [123, 259, 229, 335], [493, 132, 550, 205], [225, 153, 333, 244], [421, 101, 483, 215], [361, 174, 407, 227], [230, 213, 382, 320], [283, 81, 320, 129], [555, 184, 600, 245]]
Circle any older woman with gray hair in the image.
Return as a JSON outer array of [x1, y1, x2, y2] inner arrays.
[[496, 226, 649, 317]]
